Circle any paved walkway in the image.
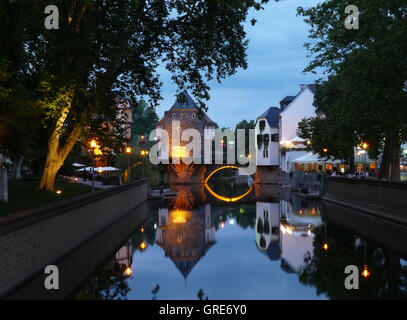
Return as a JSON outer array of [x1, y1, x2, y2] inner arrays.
[[70, 177, 115, 189]]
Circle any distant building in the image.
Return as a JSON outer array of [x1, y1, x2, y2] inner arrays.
[[255, 107, 280, 167], [278, 84, 317, 173], [156, 90, 217, 164], [113, 95, 133, 140]]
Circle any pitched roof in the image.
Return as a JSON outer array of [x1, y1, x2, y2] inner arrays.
[[306, 84, 316, 94], [280, 96, 296, 104], [258, 106, 280, 127], [171, 90, 198, 110], [157, 90, 217, 126]]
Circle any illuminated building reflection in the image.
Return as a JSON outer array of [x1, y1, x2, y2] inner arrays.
[[255, 191, 323, 274], [156, 187, 216, 280]]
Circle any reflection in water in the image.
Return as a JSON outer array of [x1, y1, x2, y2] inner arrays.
[[75, 240, 133, 300], [156, 203, 216, 281], [204, 166, 254, 202], [74, 183, 407, 300]]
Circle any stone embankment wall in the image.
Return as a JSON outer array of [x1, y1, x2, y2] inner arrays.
[[0, 178, 148, 297]]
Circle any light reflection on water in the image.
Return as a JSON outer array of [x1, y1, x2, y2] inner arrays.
[[75, 183, 407, 300]]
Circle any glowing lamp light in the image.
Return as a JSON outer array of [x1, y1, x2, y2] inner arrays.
[[140, 241, 146, 250], [74, 177, 78, 182], [56, 190, 62, 195], [140, 150, 146, 156], [229, 219, 235, 225], [154, 223, 157, 229], [362, 142, 369, 150], [141, 227, 144, 233], [323, 243, 329, 251], [126, 146, 132, 154], [124, 267, 133, 276], [322, 148, 328, 153], [220, 222, 225, 229], [90, 139, 97, 148], [362, 265, 370, 278]]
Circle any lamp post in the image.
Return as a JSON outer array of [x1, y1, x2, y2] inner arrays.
[[140, 149, 148, 177], [90, 139, 97, 192], [139, 134, 146, 178], [125, 146, 132, 183], [361, 142, 369, 172]]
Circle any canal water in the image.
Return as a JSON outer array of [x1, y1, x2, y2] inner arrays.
[[71, 177, 407, 300]]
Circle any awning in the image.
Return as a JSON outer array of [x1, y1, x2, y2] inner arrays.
[[291, 152, 342, 164], [73, 162, 86, 167]]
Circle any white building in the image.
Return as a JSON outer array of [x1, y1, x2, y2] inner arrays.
[[255, 107, 280, 166], [278, 84, 317, 172]]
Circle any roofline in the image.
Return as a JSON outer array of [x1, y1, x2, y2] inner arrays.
[[279, 86, 315, 116]]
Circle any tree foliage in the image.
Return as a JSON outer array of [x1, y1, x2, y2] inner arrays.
[[1, 0, 272, 190], [297, 0, 407, 180]]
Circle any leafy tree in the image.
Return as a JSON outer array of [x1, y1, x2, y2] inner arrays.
[[3, 0, 273, 191], [297, 0, 407, 181], [235, 119, 255, 155], [131, 99, 159, 140]]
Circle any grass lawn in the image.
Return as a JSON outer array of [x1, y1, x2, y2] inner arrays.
[[0, 177, 98, 217]]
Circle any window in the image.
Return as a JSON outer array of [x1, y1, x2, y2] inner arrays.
[[191, 113, 196, 119], [172, 113, 177, 118]]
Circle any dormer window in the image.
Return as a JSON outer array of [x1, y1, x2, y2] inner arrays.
[[191, 113, 196, 119], [259, 120, 266, 131], [172, 113, 177, 118]]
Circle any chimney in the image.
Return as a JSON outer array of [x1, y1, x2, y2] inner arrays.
[[300, 84, 306, 91]]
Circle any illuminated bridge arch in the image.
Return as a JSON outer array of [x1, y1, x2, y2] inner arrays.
[[204, 165, 254, 202]]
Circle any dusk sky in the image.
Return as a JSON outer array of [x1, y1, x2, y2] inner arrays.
[[155, 0, 322, 129]]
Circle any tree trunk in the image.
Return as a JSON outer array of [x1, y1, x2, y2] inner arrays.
[[378, 139, 391, 180], [10, 156, 23, 179], [390, 142, 401, 182], [38, 101, 82, 191], [39, 155, 63, 191], [379, 135, 401, 182]]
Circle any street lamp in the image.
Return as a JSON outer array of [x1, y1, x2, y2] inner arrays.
[[361, 142, 369, 172], [125, 146, 132, 183], [140, 149, 148, 177], [89, 139, 97, 192]]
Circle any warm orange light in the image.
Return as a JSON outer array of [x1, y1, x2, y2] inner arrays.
[[140, 150, 146, 156], [140, 241, 146, 250], [141, 227, 144, 233], [141, 135, 145, 140], [124, 267, 133, 276], [56, 190, 62, 195], [322, 148, 328, 153], [126, 146, 132, 154], [74, 177, 78, 182], [90, 139, 97, 148], [323, 243, 328, 251], [204, 165, 254, 203], [362, 142, 368, 150], [307, 140, 311, 145], [172, 146, 188, 158], [362, 265, 370, 278], [220, 222, 225, 229]]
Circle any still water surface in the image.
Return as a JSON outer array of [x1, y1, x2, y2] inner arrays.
[[74, 181, 407, 300]]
